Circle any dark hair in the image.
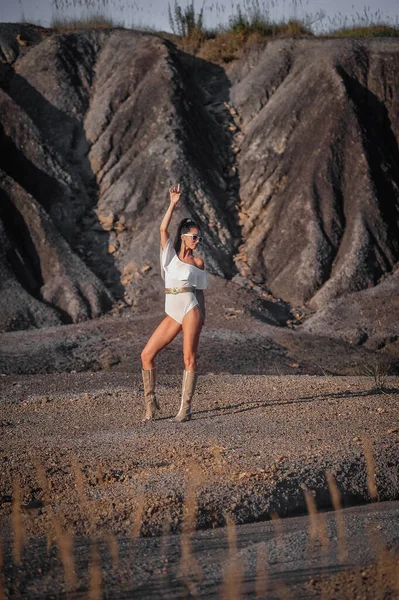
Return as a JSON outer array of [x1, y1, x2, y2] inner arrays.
[[174, 218, 201, 254]]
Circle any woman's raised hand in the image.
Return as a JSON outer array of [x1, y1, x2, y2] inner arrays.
[[169, 183, 181, 206]]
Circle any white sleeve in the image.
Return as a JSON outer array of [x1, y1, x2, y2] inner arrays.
[[160, 238, 176, 281], [195, 267, 208, 290]]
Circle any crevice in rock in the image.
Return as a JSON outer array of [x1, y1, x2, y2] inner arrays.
[[165, 45, 243, 278], [3, 62, 124, 303], [0, 189, 43, 299], [338, 66, 399, 271], [0, 125, 65, 217]]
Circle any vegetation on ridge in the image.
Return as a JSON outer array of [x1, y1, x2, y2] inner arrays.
[[16, 0, 399, 63], [50, 14, 123, 30]]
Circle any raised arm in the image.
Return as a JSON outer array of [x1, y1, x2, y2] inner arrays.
[[160, 184, 181, 249]]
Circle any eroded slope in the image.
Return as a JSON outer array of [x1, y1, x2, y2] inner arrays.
[[0, 29, 399, 351]]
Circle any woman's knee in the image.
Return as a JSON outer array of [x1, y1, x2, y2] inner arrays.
[[141, 347, 155, 366]]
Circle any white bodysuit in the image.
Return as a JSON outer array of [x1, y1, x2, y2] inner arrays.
[[160, 238, 208, 324]]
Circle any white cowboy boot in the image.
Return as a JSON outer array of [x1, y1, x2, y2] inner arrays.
[[174, 370, 198, 422], [142, 367, 159, 420]]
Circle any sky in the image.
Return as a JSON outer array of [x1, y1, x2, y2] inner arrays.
[[0, 0, 398, 32]]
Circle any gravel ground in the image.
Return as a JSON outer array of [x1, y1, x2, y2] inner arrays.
[[1, 279, 399, 597], [1, 276, 396, 377], [1, 370, 399, 597], [1, 373, 399, 539]]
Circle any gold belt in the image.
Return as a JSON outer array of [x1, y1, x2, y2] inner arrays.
[[165, 286, 195, 294]]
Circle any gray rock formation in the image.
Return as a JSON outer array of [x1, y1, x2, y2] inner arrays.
[[231, 38, 399, 309], [0, 26, 398, 349], [302, 265, 399, 350], [0, 26, 239, 329]]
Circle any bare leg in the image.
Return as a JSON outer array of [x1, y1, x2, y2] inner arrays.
[[172, 306, 203, 422], [182, 306, 203, 371], [141, 316, 182, 369]]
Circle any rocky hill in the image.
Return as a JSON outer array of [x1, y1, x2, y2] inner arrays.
[[0, 25, 398, 350]]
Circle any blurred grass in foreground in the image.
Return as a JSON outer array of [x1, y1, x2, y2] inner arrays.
[[1, 439, 398, 597]]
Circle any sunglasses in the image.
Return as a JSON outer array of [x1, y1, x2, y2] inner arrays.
[[182, 233, 203, 243]]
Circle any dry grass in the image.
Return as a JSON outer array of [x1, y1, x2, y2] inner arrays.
[[255, 542, 268, 599], [0, 0, 375, 72], [303, 485, 329, 580], [326, 471, 347, 563], [129, 487, 146, 584], [3, 436, 398, 597], [0, 537, 5, 600], [160, 511, 173, 586], [12, 0, 398, 67], [362, 361, 392, 392], [72, 455, 99, 538], [221, 513, 243, 600], [11, 480, 25, 566], [177, 27, 211, 56], [88, 542, 102, 600], [270, 509, 300, 597], [163, 0, 399, 65], [271, 511, 285, 559], [51, 13, 122, 31], [53, 518, 77, 589], [105, 533, 119, 571], [303, 489, 319, 543], [197, 30, 267, 63], [34, 461, 54, 553], [35, 461, 78, 590], [327, 7, 399, 38], [362, 437, 379, 502], [330, 24, 399, 38], [370, 532, 399, 596], [131, 491, 145, 542], [178, 462, 203, 595]]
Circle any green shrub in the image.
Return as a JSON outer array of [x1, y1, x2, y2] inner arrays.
[[227, 1, 273, 38], [325, 7, 399, 38], [168, 0, 205, 38], [225, 0, 312, 39]]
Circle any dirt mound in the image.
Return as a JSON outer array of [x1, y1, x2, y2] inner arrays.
[[302, 264, 399, 351], [0, 27, 399, 348], [230, 38, 399, 310]]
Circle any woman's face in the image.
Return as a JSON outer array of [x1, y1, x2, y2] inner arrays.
[[182, 227, 201, 250]]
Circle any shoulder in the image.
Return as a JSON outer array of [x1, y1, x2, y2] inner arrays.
[[194, 256, 205, 270]]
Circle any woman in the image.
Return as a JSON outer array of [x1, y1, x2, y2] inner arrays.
[[141, 184, 207, 422]]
